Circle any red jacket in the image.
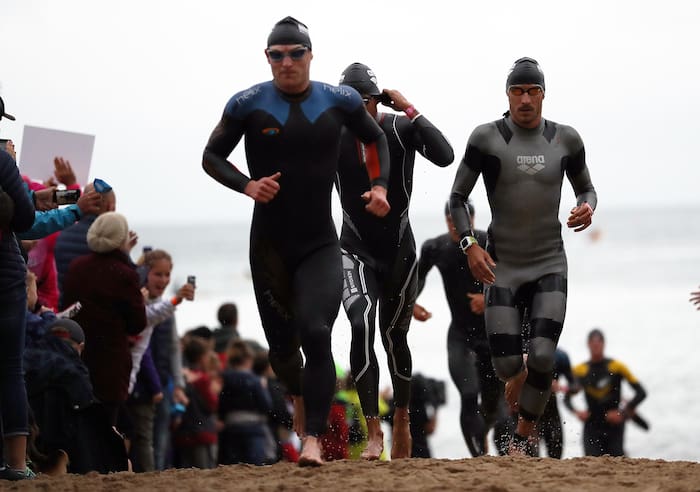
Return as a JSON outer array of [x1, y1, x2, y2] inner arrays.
[[63, 249, 146, 403]]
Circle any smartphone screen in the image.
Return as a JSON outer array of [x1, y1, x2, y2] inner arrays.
[[54, 189, 81, 205]]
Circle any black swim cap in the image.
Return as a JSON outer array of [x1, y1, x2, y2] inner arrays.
[[267, 16, 312, 49], [339, 62, 381, 96], [506, 57, 545, 91], [444, 199, 474, 217]]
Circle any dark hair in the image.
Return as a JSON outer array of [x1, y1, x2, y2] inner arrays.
[[183, 336, 209, 366], [217, 302, 238, 326], [252, 350, 270, 376], [228, 340, 253, 367], [588, 328, 605, 342], [186, 325, 213, 341]]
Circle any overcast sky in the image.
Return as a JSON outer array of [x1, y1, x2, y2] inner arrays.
[[2, 0, 698, 227]]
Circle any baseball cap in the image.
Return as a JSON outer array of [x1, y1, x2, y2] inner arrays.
[[0, 97, 16, 121], [50, 318, 85, 344]]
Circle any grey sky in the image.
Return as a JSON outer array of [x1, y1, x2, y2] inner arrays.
[[2, 0, 698, 226]]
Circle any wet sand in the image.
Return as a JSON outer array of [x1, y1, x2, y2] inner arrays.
[[6, 456, 700, 491]]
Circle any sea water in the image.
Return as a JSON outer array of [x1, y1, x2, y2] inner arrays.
[[133, 205, 700, 461]]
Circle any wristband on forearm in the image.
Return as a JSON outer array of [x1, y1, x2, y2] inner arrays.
[[404, 105, 419, 121]]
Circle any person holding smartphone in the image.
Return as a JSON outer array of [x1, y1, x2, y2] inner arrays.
[[202, 17, 391, 466], [335, 62, 454, 459]]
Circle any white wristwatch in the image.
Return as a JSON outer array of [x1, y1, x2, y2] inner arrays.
[[459, 235, 478, 254]]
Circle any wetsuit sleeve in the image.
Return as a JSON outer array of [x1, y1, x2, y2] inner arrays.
[[409, 116, 454, 167], [415, 239, 437, 296], [449, 133, 484, 239], [563, 362, 587, 411], [561, 127, 597, 210], [345, 108, 390, 189], [202, 114, 251, 193], [610, 360, 647, 411]]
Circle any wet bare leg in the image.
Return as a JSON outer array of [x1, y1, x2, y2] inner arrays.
[[361, 417, 384, 460], [298, 436, 324, 467], [391, 406, 411, 459], [292, 396, 305, 438], [504, 367, 528, 413]]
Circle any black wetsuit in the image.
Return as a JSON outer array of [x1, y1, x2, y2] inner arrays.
[[415, 230, 502, 456], [450, 115, 597, 424], [203, 80, 389, 437], [336, 110, 453, 416], [568, 357, 646, 456]]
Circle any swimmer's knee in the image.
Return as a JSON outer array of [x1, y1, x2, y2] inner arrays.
[[492, 355, 524, 381], [527, 347, 555, 374]]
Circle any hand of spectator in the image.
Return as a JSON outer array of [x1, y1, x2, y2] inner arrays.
[[176, 283, 195, 303], [575, 409, 590, 422], [362, 185, 390, 217], [53, 157, 77, 187], [77, 190, 102, 216], [244, 171, 281, 203], [140, 286, 149, 300], [567, 202, 594, 232], [126, 230, 138, 252], [466, 245, 496, 285], [34, 187, 58, 211], [412, 303, 432, 321], [42, 176, 58, 188], [152, 392, 164, 404], [173, 385, 190, 406], [467, 292, 485, 315]]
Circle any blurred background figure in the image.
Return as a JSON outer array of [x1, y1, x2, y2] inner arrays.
[[218, 340, 272, 466], [212, 302, 239, 366], [565, 329, 648, 457]]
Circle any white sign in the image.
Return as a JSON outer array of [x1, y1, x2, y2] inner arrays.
[[18, 125, 95, 187]]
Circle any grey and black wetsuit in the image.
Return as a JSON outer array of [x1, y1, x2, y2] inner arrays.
[[337, 110, 453, 416], [203, 81, 389, 437], [415, 229, 502, 456], [449, 115, 596, 424]]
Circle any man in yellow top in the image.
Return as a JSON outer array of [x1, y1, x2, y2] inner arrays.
[[565, 329, 647, 456]]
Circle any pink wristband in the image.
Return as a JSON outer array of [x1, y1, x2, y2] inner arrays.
[[404, 105, 417, 120]]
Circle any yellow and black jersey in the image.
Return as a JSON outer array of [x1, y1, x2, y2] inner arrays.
[[572, 357, 646, 423]]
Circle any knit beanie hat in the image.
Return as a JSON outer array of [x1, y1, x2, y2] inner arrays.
[[87, 211, 129, 253]]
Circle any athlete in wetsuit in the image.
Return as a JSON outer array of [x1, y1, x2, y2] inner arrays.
[[413, 201, 503, 457], [449, 57, 597, 455], [336, 63, 454, 459], [202, 18, 390, 466], [565, 329, 647, 456]]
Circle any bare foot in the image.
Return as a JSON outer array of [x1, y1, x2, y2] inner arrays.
[[298, 436, 324, 467], [505, 368, 528, 413], [361, 418, 384, 460], [391, 407, 412, 459], [507, 433, 530, 457], [292, 396, 306, 438]]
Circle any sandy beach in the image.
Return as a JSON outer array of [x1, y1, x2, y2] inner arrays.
[[5, 457, 700, 491]]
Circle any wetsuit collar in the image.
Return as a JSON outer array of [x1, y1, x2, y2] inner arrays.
[[274, 82, 312, 102], [505, 115, 545, 135]]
